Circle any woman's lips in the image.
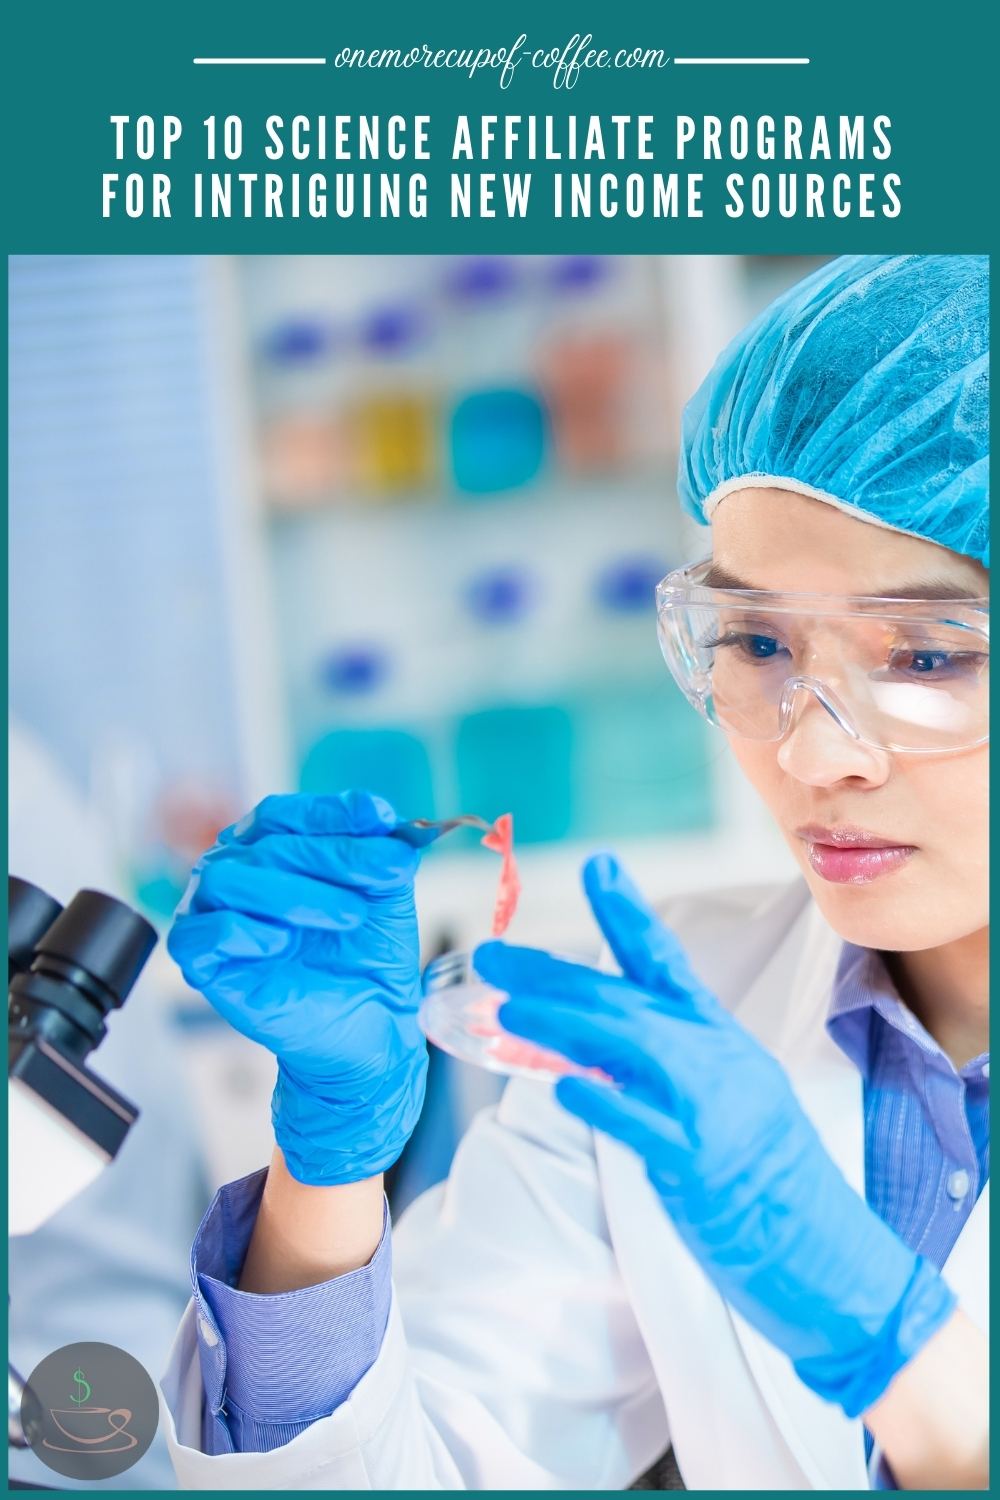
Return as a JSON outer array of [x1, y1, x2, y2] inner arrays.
[[805, 840, 917, 884]]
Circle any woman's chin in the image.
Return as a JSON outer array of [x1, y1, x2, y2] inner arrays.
[[804, 862, 942, 952]]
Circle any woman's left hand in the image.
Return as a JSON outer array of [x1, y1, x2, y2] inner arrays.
[[472, 853, 956, 1419]]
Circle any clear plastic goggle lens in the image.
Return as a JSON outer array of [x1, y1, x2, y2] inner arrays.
[[656, 596, 989, 754]]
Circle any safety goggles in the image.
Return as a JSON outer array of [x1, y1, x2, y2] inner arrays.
[[655, 559, 990, 755]]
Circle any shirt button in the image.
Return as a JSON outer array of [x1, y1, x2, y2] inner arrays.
[[946, 1169, 971, 1203], [198, 1316, 220, 1348]]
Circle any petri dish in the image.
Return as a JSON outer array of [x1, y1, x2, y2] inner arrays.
[[419, 949, 609, 1083]]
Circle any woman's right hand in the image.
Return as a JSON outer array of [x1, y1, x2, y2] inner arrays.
[[167, 789, 427, 1185]]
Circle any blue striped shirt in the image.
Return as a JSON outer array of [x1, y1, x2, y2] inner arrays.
[[193, 1179, 392, 1454], [825, 941, 989, 1479], [826, 941, 989, 1260], [191, 940, 988, 1462]]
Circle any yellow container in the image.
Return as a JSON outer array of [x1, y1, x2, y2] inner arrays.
[[348, 390, 438, 496]]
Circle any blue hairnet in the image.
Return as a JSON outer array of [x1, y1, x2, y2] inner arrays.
[[678, 255, 989, 567]]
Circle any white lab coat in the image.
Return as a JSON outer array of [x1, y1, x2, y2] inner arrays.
[[161, 874, 988, 1490]]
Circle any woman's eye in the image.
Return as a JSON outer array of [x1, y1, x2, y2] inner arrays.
[[889, 648, 988, 678], [704, 630, 789, 661]]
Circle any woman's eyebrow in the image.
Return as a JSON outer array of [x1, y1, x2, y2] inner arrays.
[[702, 562, 985, 600]]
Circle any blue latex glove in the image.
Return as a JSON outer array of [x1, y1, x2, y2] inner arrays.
[[473, 853, 957, 1418], [167, 790, 427, 1186]]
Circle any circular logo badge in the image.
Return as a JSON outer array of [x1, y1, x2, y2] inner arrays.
[[19, 1341, 159, 1479]]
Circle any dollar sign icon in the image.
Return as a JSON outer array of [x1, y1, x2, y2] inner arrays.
[[70, 1368, 91, 1406]]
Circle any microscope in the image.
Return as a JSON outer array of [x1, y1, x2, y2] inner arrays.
[[7, 875, 157, 1454]]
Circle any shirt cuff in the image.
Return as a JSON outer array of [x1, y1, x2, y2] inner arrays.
[[190, 1166, 392, 1452]]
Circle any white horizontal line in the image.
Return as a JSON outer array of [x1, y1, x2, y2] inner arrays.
[[193, 57, 327, 65], [674, 57, 810, 64]]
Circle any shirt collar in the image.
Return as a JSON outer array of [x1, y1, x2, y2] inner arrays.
[[826, 940, 989, 1082], [825, 941, 895, 1080]]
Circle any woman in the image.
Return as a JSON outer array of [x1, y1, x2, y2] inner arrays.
[[162, 255, 988, 1489]]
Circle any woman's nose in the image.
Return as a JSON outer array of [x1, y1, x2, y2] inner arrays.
[[775, 682, 892, 786]]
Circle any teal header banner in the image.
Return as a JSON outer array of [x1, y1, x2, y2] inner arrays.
[[3, 0, 993, 252]]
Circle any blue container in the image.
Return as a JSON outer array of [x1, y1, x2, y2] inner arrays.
[[571, 683, 715, 839], [454, 704, 573, 844], [450, 388, 547, 495], [300, 727, 436, 820]]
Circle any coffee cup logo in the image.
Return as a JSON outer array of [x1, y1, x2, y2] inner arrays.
[[20, 1342, 159, 1479]]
